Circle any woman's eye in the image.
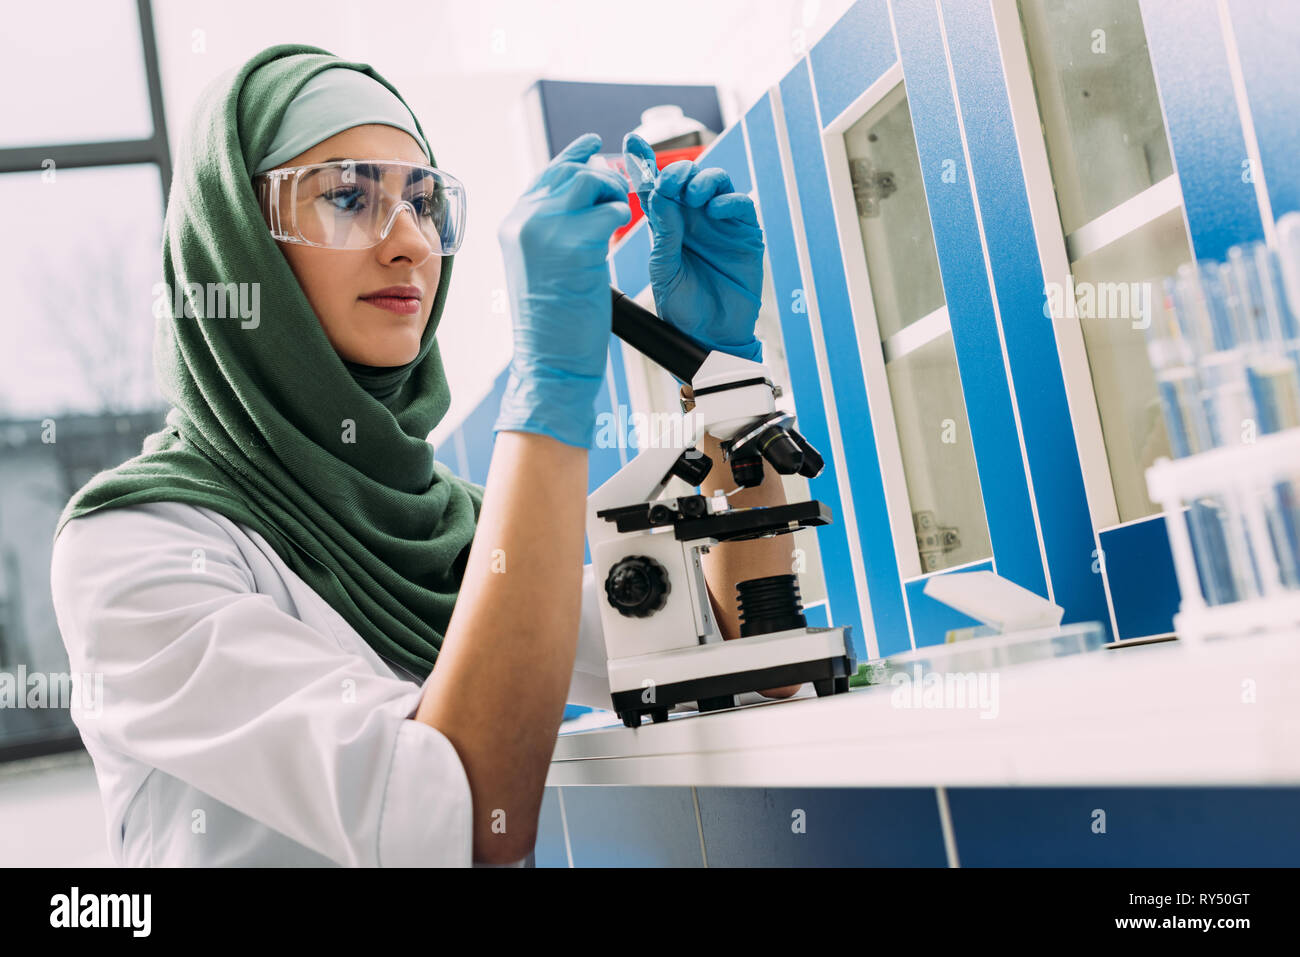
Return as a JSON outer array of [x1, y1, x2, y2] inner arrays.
[[322, 187, 366, 212], [410, 192, 445, 218]]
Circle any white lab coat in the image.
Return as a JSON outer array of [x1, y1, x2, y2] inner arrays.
[[48, 500, 612, 867]]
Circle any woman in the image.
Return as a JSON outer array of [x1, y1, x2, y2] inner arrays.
[[49, 43, 795, 868]]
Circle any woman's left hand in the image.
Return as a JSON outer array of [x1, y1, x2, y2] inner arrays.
[[623, 132, 766, 365]]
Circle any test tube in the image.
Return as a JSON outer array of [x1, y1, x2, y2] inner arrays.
[[1274, 218, 1300, 590], [1148, 276, 1228, 602], [625, 150, 658, 193], [1147, 281, 1208, 458], [1226, 240, 1300, 589], [1224, 244, 1300, 429], [1278, 212, 1300, 321], [1193, 262, 1256, 448], [1155, 263, 1263, 604]]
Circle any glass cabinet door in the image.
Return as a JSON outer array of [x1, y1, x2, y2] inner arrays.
[[1070, 208, 1192, 516], [843, 85, 993, 574], [845, 85, 945, 341], [1018, 0, 1173, 234], [1018, 0, 1194, 521]]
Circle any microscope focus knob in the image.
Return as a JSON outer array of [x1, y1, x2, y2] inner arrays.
[[604, 556, 671, 618]]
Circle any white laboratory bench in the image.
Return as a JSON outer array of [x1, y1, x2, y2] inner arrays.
[[546, 627, 1300, 788]]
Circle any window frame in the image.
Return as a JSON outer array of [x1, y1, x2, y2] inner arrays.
[[0, 0, 171, 766]]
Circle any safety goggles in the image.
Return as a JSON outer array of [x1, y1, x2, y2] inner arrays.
[[253, 159, 467, 258]]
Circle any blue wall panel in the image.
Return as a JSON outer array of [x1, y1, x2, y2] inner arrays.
[[1100, 516, 1180, 638], [939, 0, 1113, 636], [948, 787, 1300, 866], [809, 0, 897, 125], [432, 431, 461, 477], [892, 0, 1047, 600], [534, 788, 569, 867], [556, 784, 1300, 866], [696, 786, 948, 865], [746, 92, 867, 658], [561, 786, 704, 867], [1140, 0, 1265, 260], [1226, 0, 1300, 220], [695, 122, 752, 194], [780, 58, 910, 656]]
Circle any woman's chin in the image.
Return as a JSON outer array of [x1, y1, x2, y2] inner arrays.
[[340, 338, 421, 367]]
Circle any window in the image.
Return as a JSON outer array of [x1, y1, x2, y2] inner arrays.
[[0, 0, 171, 763], [1018, 0, 1194, 522], [0, 1, 154, 149], [842, 84, 992, 574], [0, 166, 164, 418]]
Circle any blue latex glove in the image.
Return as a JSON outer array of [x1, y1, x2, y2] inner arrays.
[[623, 132, 766, 366], [493, 133, 631, 448]]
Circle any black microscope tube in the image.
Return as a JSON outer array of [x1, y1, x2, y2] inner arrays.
[[610, 287, 710, 384]]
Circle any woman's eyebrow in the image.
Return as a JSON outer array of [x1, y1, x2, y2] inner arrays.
[[321, 158, 430, 186]]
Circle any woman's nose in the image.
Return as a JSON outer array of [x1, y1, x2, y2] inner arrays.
[[377, 201, 438, 261]]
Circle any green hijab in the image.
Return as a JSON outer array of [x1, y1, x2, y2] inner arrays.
[[53, 43, 483, 681]]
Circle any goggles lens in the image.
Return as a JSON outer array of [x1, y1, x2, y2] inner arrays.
[[256, 160, 466, 256]]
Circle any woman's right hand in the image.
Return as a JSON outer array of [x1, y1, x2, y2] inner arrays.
[[492, 132, 631, 449]]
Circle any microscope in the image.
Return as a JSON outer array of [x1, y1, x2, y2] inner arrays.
[[592, 288, 857, 728]]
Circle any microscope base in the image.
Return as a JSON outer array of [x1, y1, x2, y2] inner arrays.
[[607, 627, 856, 729]]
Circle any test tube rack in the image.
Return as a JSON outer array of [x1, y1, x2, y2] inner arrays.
[[1146, 426, 1300, 642]]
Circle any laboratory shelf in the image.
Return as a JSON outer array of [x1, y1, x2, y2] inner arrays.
[[547, 627, 1300, 788]]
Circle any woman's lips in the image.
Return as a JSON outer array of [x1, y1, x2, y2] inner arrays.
[[361, 295, 421, 315]]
